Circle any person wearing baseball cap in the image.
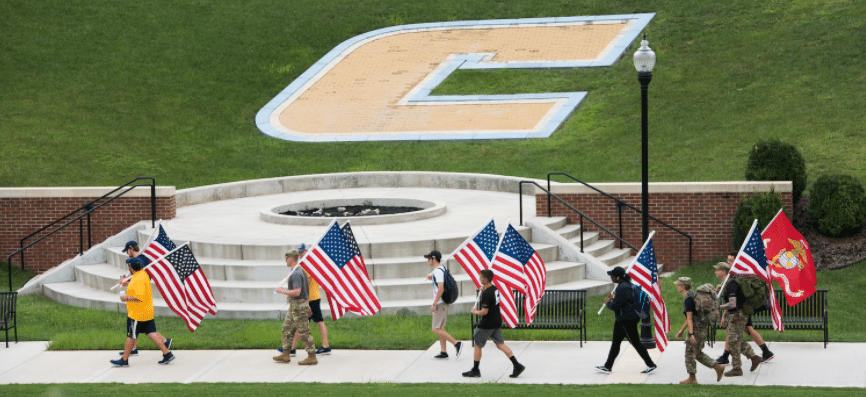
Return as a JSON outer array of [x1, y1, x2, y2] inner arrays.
[[596, 266, 657, 374], [425, 250, 462, 360], [715, 262, 762, 376], [282, 243, 333, 356], [116, 240, 164, 357], [674, 277, 725, 384]]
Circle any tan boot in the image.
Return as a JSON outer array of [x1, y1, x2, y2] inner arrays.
[[679, 374, 698, 384], [749, 355, 762, 372], [724, 368, 743, 377], [714, 363, 725, 382], [298, 352, 318, 365], [273, 351, 292, 363]]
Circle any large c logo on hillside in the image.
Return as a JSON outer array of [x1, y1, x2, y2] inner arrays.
[[256, 14, 654, 142]]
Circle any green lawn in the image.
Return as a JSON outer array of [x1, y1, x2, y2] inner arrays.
[[2, 0, 864, 190]]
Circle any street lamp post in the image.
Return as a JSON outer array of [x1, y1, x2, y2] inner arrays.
[[634, 33, 656, 349]]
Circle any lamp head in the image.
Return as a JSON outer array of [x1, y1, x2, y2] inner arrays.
[[633, 33, 656, 73]]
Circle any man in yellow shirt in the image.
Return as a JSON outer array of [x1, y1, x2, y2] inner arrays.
[[111, 257, 174, 367]]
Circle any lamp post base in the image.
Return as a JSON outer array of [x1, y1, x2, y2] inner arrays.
[[640, 316, 656, 349]]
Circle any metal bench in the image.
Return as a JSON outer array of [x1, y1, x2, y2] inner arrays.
[[1, 291, 18, 348], [711, 289, 828, 348], [470, 289, 586, 347]]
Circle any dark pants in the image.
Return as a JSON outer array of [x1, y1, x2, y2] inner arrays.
[[604, 318, 655, 369]]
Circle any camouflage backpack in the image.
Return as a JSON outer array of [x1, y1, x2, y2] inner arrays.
[[688, 283, 720, 326], [735, 275, 769, 315]]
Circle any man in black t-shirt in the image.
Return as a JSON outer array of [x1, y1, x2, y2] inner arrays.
[[716, 263, 761, 376], [462, 269, 525, 379]]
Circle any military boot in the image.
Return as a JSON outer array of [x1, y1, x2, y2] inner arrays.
[[679, 374, 698, 384], [273, 351, 292, 363], [298, 352, 318, 365]]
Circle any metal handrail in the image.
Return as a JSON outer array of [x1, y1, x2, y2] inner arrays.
[[519, 181, 638, 254], [7, 177, 157, 290], [546, 172, 692, 266]]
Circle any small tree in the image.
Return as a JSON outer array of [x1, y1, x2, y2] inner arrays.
[[809, 174, 866, 237], [745, 139, 807, 205], [732, 189, 784, 250]]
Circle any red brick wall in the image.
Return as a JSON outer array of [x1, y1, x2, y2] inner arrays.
[[537, 188, 793, 272], [1, 195, 175, 273]]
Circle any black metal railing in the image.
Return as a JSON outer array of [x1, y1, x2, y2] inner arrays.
[[545, 172, 692, 266], [6, 177, 157, 291], [519, 181, 638, 254]]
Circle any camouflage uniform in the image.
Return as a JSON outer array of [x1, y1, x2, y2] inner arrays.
[[685, 325, 716, 374], [282, 300, 315, 355], [727, 311, 757, 370]]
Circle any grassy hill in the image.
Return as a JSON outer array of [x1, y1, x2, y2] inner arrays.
[[1, 0, 864, 189]]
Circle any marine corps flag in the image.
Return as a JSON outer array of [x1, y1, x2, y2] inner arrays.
[[761, 209, 817, 306]]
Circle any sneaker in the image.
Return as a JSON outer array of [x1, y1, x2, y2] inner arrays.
[[315, 347, 332, 355], [291, 349, 296, 356], [454, 341, 463, 358], [432, 352, 449, 359], [594, 365, 611, 374], [462, 369, 481, 378], [510, 363, 526, 378], [762, 350, 774, 362], [158, 352, 175, 365], [119, 349, 139, 356], [164, 338, 173, 351], [110, 358, 129, 367], [715, 355, 730, 365], [276, 348, 296, 356], [640, 366, 657, 374]]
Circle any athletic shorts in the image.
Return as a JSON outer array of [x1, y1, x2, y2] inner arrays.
[[432, 302, 449, 329], [473, 328, 504, 348], [746, 316, 753, 327], [126, 318, 157, 340], [308, 299, 324, 323]]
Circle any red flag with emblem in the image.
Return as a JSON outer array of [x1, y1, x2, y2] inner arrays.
[[761, 210, 817, 306]]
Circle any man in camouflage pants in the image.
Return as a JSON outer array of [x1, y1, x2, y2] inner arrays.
[[674, 277, 724, 384], [717, 263, 761, 377], [273, 249, 317, 365]]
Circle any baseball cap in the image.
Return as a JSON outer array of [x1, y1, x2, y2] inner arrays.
[[607, 266, 626, 278], [714, 262, 731, 271], [123, 240, 138, 252], [126, 257, 143, 271], [298, 243, 307, 253], [423, 250, 442, 262], [673, 277, 692, 288]]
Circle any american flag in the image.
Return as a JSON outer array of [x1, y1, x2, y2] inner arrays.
[[730, 220, 784, 331], [301, 220, 381, 320], [141, 226, 217, 332], [491, 224, 546, 324], [454, 220, 517, 328], [625, 234, 670, 352]]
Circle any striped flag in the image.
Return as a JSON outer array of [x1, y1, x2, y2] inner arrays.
[[301, 220, 381, 320], [730, 220, 784, 332], [625, 234, 670, 352], [453, 219, 516, 328], [142, 226, 217, 332], [491, 224, 546, 324]]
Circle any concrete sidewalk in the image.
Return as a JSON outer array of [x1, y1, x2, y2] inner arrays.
[[0, 341, 861, 387]]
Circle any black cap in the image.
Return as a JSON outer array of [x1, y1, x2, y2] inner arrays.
[[126, 257, 143, 271], [123, 240, 138, 252], [607, 266, 626, 278], [424, 250, 442, 262]]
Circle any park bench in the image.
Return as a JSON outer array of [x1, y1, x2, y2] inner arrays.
[[470, 289, 586, 347], [710, 289, 828, 348], [1, 291, 18, 348]]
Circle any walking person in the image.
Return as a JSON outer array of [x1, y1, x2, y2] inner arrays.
[[425, 250, 462, 359], [715, 262, 762, 377], [273, 250, 317, 365], [283, 244, 332, 356], [716, 254, 774, 365], [117, 240, 171, 357], [462, 269, 525, 378], [596, 266, 657, 374], [673, 277, 725, 384], [110, 257, 174, 367]]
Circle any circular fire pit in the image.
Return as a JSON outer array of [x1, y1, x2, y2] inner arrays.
[[261, 198, 446, 226]]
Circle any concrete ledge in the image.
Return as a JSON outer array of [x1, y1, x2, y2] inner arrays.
[[546, 181, 792, 195], [0, 186, 175, 198]]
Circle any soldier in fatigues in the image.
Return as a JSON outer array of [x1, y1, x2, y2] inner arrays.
[[716, 263, 761, 377], [273, 249, 317, 365], [674, 277, 724, 384]]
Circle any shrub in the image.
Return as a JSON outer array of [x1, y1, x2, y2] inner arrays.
[[732, 189, 784, 250], [808, 174, 866, 237], [745, 139, 807, 205]]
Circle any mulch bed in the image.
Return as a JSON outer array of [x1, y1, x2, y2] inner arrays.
[[792, 196, 866, 270]]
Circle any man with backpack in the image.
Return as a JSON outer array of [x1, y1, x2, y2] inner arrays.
[[716, 263, 762, 377], [716, 254, 775, 365], [674, 277, 725, 384], [425, 250, 463, 359], [596, 266, 657, 374]]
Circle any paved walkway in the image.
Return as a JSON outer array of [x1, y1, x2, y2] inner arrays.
[[1, 341, 861, 387]]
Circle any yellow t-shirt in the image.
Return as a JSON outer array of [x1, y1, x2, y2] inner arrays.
[[305, 269, 321, 301], [126, 271, 154, 321]]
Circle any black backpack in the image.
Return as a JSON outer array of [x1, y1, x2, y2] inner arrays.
[[436, 266, 459, 304]]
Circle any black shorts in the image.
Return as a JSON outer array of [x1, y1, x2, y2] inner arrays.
[[126, 318, 157, 340], [308, 299, 323, 323], [746, 316, 753, 327]]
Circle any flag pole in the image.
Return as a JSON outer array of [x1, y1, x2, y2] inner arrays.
[[761, 208, 785, 235], [274, 219, 336, 293], [717, 219, 759, 298], [110, 242, 190, 291], [444, 218, 496, 271], [598, 230, 656, 315]]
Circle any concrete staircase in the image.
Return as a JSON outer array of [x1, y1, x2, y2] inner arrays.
[[41, 217, 629, 320]]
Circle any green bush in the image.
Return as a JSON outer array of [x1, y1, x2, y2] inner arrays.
[[808, 174, 866, 237], [732, 189, 785, 250], [745, 140, 808, 205]]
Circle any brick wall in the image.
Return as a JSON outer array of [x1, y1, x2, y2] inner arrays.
[[536, 182, 793, 272], [1, 187, 176, 273]]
